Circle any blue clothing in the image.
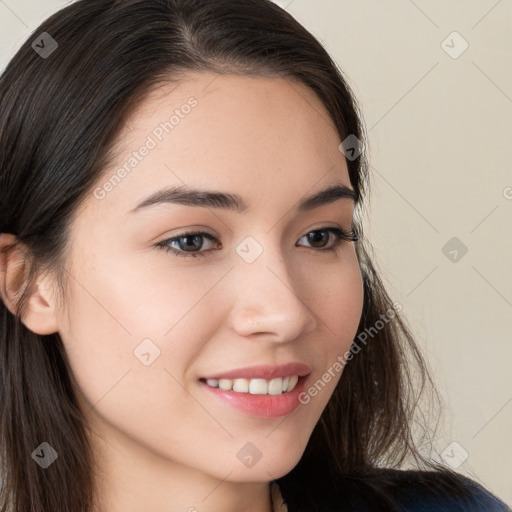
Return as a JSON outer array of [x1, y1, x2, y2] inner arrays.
[[275, 468, 511, 511], [394, 471, 510, 511]]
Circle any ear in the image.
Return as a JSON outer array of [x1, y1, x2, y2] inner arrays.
[[0, 233, 59, 335]]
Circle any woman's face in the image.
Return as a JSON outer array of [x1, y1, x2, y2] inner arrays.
[[56, 72, 364, 485]]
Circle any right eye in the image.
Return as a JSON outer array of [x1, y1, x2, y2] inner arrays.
[[154, 231, 220, 258]]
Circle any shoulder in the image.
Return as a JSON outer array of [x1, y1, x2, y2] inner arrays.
[[368, 468, 511, 512], [276, 467, 510, 512]]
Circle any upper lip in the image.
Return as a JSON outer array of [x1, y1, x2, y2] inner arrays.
[[201, 362, 312, 381]]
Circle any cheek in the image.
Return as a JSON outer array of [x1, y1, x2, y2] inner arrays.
[[57, 264, 218, 462], [310, 250, 364, 343], [57, 249, 229, 409], [304, 251, 364, 394]]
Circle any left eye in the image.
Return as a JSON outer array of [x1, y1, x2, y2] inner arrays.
[[154, 227, 358, 259]]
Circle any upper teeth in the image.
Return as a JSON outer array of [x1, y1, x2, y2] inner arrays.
[[205, 375, 300, 395]]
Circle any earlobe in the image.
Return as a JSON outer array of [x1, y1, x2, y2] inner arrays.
[[0, 233, 59, 335]]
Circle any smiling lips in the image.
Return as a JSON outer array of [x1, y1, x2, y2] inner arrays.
[[199, 362, 311, 417], [200, 374, 310, 418], [200, 362, 310, 395], [204, 375, 300, 395]]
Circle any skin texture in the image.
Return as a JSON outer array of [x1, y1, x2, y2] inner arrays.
[[0, 72, 364, 512]]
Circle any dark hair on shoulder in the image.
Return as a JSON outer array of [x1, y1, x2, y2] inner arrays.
[[0, 1, 475, 510]]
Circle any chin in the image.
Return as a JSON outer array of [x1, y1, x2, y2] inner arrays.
[[223, 447, 305, 483]]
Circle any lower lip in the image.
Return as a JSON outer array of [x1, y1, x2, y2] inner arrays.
[[199, 375, 310, 418]]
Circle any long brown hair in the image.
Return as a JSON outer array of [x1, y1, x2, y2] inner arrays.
[[0, 1, 472, 510]]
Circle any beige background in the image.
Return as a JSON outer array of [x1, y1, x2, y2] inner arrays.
[[1, 0, 510, 505]]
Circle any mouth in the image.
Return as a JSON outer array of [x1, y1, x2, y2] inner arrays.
[[199, 374, 306, 395], [198, 373, 311, 418]]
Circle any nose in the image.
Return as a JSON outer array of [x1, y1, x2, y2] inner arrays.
[[228, 240, 317, 342]]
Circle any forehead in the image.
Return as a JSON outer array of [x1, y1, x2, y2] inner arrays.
[[86, 71, 351, 220], [117, 71, 341, 155]]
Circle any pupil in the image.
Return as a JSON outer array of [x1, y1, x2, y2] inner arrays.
[[182, 235, 201, 251], [309, 231, 327, 247]]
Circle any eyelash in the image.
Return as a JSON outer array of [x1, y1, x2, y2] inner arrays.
[[154, 226, 359, 259]]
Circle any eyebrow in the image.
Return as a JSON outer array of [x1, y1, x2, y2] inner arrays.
[[128, 183, 357, 215]]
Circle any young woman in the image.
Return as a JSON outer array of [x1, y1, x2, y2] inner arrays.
[[0, 1, 509, 511]]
